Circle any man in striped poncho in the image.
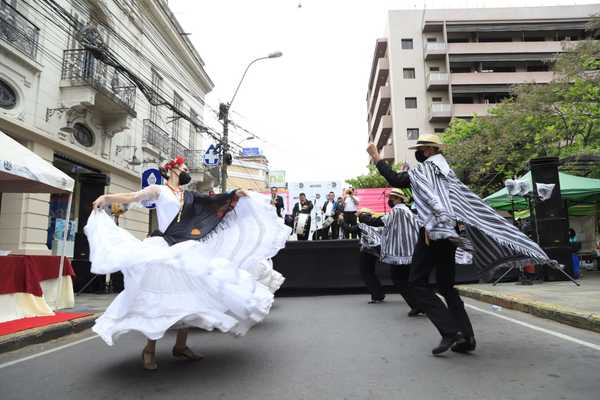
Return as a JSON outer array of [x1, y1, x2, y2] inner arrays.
[[367, 134, 550, 356]]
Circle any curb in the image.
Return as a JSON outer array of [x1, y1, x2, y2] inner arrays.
[[0, 314, 99, 354], [457, 286, 600, 334]]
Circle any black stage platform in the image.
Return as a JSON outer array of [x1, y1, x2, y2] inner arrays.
[[272, 240, 480, 294]]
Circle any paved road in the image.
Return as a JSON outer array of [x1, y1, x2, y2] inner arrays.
[[1, 295, 599, 400]]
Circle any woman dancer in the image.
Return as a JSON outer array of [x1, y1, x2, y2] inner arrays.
[[86, 156, 290, 370]]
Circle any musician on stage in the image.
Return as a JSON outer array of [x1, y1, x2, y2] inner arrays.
[[318, 191, 340, 240], [292, 193, 313, 241], [271, 186, 285, 218]]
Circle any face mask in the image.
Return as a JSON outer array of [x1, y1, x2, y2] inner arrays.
[[177, 171, 192, 185], [415, 150, 427, 163], [387, 199, 395, 208]]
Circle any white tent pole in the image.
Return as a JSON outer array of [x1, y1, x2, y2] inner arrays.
[[55, 193, 73, 310]]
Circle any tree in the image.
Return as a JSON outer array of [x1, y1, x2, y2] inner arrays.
[[443, 38, 600, 197], [346, 163, 402, 188]]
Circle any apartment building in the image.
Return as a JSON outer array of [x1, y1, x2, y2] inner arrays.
[[367, 4, 600, 165], [0, 0, 213, 259], [227, 152, 270, 192]]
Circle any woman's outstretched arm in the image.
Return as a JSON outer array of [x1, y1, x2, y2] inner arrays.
[[92, 185, 161, 208]]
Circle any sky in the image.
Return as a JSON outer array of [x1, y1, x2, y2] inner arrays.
[[168, 0, 599, 184]]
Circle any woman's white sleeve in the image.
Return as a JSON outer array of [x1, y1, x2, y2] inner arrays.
[[132, 185, 161, 203]]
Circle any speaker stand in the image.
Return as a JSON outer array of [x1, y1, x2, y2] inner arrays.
[[493, 262, 580, 286]]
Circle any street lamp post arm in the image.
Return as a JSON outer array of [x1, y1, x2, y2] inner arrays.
[[229, 56, 271, 108]]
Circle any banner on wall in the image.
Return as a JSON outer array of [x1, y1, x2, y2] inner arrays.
[[269, 170, 286, 188]]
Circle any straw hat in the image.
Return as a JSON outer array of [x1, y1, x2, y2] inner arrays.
[[389, 188, 410, 203], [407, 133, 445, 150], [358, 208, 374, 215]]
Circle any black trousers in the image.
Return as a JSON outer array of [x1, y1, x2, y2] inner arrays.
[[343, 212, 358, 239], [359, 251, 385, 301], [389, 265, 419, 311], [409, 230, 475, 338]]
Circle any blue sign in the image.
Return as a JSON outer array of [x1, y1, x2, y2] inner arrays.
[[241, 147, 261, 157], [141, 168, 162, 209], [203, 144, 220, 167]]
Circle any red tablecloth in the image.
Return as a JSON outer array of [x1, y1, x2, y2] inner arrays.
[[0, 256, 75, 296]]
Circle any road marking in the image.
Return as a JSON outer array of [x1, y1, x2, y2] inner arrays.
[[466, 303, 600, 352], [0, 335, 99, 369]]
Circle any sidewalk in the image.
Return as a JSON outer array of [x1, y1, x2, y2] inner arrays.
[[458, 271, 600, 333], [0, 294, 116, 354]]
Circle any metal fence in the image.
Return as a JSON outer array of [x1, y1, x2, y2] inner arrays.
[[0, 0, 39, 60], [61, 49, 137, 115]]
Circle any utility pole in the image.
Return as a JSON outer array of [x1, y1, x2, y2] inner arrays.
[[218, 102, 230, 193]]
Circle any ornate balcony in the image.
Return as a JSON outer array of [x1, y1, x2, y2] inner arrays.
[[61, 49, 137, 117], [0, 1, 39, 60], [142, 119, 170, 156]]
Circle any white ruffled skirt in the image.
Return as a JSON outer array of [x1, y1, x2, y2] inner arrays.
[[84, 193, 290, 345]]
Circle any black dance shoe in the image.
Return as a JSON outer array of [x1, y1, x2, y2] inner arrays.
[[451, 336, 476, 353], [432, 333, 465, 356], [407, 309, 423, 317]]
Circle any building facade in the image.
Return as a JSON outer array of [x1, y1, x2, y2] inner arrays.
[[226, 154, 270, 192], [367, 4, 600, 165], [0, 0, 213, 257]]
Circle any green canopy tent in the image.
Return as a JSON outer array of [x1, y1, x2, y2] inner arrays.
[[484, 171, 600, 217]]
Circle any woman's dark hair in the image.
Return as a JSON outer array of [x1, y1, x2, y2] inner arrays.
[[159, 166, 170, 179]]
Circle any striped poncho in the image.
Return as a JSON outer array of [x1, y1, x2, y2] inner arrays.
[[357, 223, 382, 257], [408, 154, 550, 271], [380, 204, 419, 265]]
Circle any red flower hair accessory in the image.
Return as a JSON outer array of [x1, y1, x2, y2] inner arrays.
[[163, 156, 186, 171]]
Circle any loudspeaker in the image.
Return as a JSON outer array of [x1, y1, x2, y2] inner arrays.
[[529, 157, 566, 220], [529, 157, 569, 249], [542, 246, 574, 282]]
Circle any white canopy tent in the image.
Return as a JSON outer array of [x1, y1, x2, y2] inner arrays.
[[0, 130, 75, 315]]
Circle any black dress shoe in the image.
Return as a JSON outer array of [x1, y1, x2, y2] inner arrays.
[[452, 336, 476, 353], [432, 334, 465, 356], [407, 309, 423, 317]]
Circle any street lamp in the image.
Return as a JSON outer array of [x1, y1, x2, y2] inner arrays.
[[219, 51, 282, 192]]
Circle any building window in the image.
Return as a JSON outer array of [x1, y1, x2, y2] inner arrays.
[[403, 68, 416, 79], [434, 128, 445, 134], [149, 69, 163, 124], [189, 108, 199, 150], [427, 37, 437, 42], [432, 97, 442, 103], [172, 92, 183, 141], [0, 79, 17, 109], [401, 39, 413, 49], [73, 123, 95, 147], [405, 97, 417, 109], [407, 128, 419, 140], [429, 66, 440, 72]]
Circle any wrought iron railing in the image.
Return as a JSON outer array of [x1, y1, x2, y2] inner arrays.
[[61, 49, 137, 115], [0, 0, 39, 60], [143, 119, 170, 154]]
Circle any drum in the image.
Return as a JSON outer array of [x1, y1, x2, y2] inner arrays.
[[295, 213, 310, 236], [321, 216, 334, 229]]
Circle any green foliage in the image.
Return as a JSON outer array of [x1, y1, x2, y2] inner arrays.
[[346, 163, 402, 188], [443, 39, 600, 197]]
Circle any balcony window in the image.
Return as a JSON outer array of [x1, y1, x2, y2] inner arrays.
[[403, 68, 415, 79], [434, 128, 445, 134], [429, 66, 440, 72], [401, 38, 413, 49], [453, 96, 474, 104], [426, 37, 438, 42], [527, 64, 549, 72], [405, 97, 417, 109], [0, 0, 39, 60], [149, 69, 163, 124], [407, 128, 419, 140]]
